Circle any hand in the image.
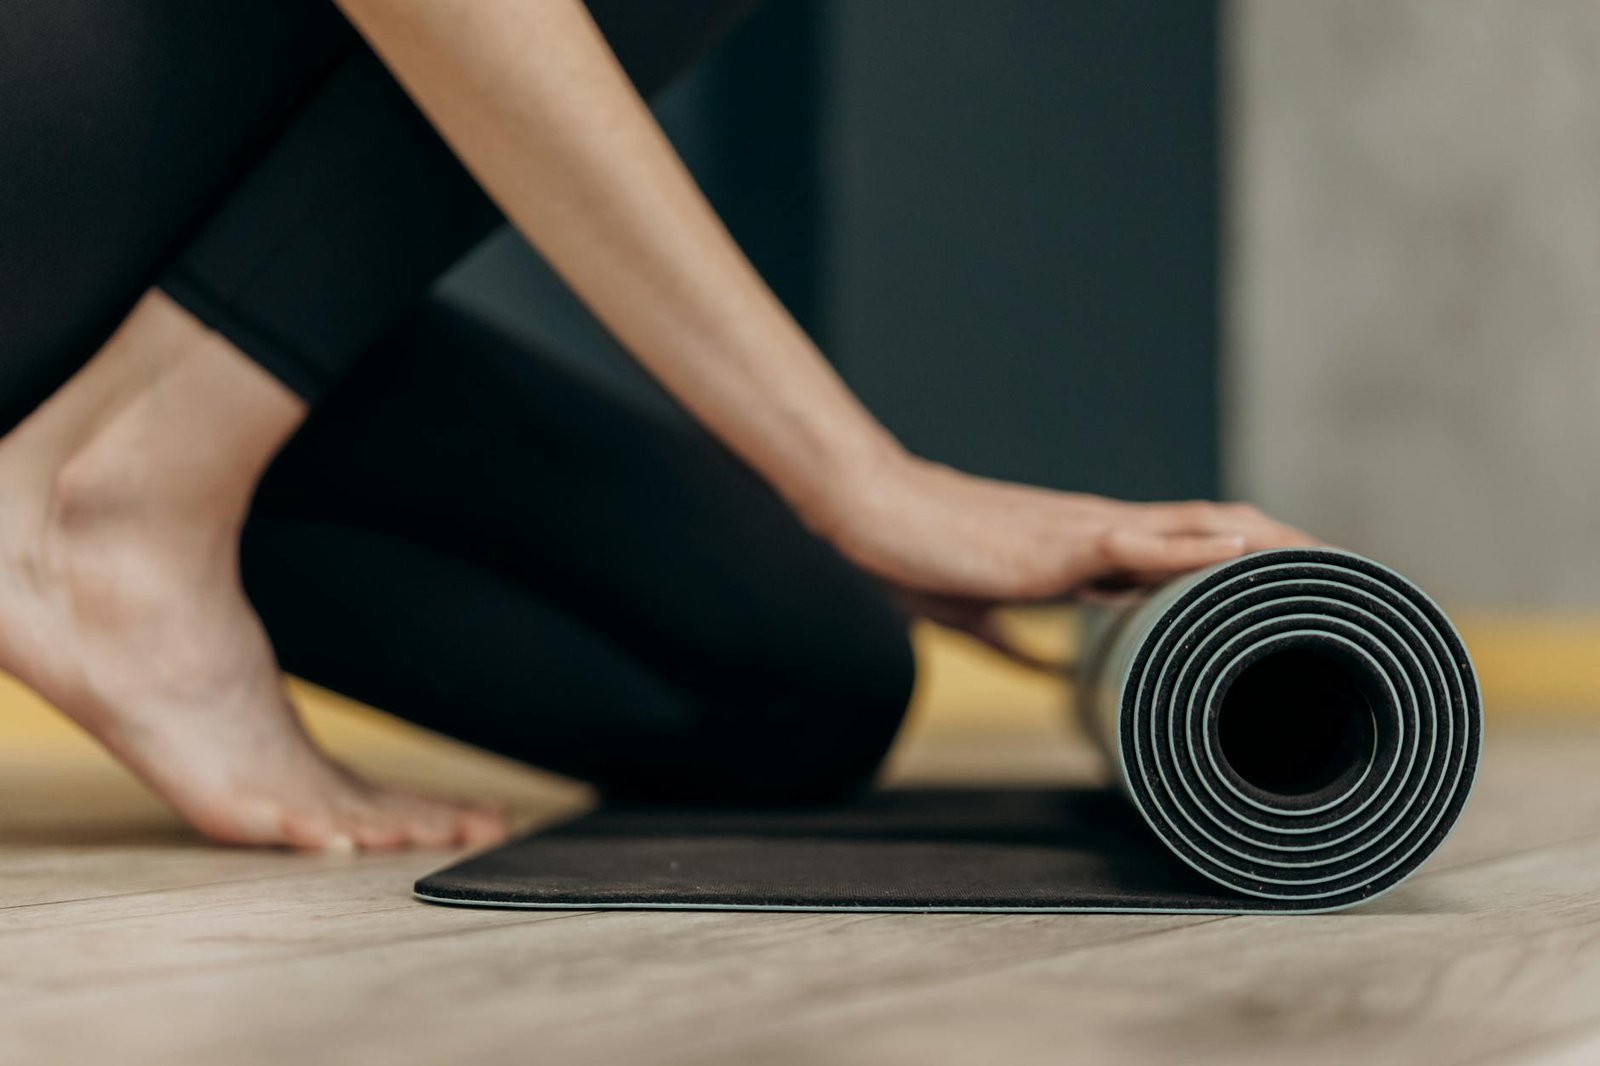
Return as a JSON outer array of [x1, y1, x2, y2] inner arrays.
[[814, 451, 1317, 666]]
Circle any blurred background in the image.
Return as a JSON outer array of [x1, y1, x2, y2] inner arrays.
[[2, 10, 1593, 1056], [1230, 0, 1600, 609], [444, 0, 1600, 619], [430, 0, 1600, 731]]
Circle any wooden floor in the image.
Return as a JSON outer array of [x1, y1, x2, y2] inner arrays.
[[3, 622, 1600, 1065]]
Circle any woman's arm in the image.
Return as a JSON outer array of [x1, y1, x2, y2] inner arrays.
[[335, 0, 1311, 608], [336, 0, 884, 503]]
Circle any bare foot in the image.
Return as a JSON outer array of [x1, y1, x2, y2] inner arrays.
[[0, 294, 507, 851]]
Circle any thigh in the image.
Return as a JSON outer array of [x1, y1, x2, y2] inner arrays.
[[0, 0, 355, 429], [245, 298, 914, 800], [1, 0, 761, 428], [157, 0, 763, 403]]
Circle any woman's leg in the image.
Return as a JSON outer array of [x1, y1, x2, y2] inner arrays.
[[0, 0, 765, 843], [152, 0, 759, 404], [2, 0, 757, 430], [0, 293, 504, 850], [243, 299, 914, 803], [0, 0, 357, 428], [0, 4, 509, 848]]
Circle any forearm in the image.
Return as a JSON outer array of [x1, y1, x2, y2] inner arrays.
[[334, 0, 899, 524]]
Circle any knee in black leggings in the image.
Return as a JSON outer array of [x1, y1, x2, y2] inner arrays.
[[602, 605, 917, 807], [727, 625, 916, 804]]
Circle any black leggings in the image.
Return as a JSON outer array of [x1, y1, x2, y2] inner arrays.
[[0, 1, 914, 802]]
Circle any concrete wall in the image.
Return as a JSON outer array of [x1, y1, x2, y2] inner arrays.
[[1229, 0, 1600, 605]]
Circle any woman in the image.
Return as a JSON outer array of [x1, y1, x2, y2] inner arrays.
[[0, 0, 1308, 851]]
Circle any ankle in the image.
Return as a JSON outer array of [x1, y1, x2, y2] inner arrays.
[[50, 428, 247, 541], [34, 298, 307, 530]]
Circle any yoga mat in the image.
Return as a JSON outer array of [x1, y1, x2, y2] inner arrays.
[[417, 548, 1481, 913]]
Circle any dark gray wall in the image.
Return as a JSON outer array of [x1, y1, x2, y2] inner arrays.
[[444, 1, 1220, 500], [439, 1, 821, 426], [827, 2, 1219, 498]]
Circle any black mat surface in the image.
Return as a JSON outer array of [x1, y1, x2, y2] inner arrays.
[[415, 787, 1303, 913]]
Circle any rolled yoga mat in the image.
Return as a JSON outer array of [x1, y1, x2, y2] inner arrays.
[[417, 548, 1481, 914]]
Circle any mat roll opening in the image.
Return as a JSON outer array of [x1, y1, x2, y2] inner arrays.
[[1216, 644, 1378, 803]]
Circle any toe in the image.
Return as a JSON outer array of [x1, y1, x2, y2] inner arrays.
[[277, 808, 344, 851], [388, 789, 509, 849], [345, 812, 409, 852], [399, 803, 460, 849], [184, 795, 298, 848], [458, 806, 511, 848]]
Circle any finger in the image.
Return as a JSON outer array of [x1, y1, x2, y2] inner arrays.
[[1079, 584, 1141, 605], [1097, 567, 1219, 590], [958, 612, 1066, 675], [1097, 528, 1247, 577], [1120, 500, 1301, 546], [904, 591, 1067, 672]]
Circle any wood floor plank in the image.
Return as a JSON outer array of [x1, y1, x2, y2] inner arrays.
[[3, 771, 1588, 1003], [1420, 723, 1600, 869], [0, 747, 584, 909], [672, 828, 1600, 1066], [0, 855, 587, 996], [0, 714, 1591, 1066], [0, 904, 1219, 1064], [7, 818, 1599, 1066], [1474, 1023, 1600, 1066]]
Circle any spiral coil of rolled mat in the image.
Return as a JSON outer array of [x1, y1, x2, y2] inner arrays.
[[1076, 548, 1481, 910]]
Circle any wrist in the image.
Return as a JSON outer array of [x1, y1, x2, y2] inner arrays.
[[784, 424, 911, 546]]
